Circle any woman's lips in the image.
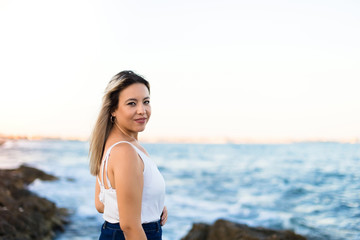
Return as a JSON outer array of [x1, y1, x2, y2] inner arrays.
[[135, 118, 147, 123]]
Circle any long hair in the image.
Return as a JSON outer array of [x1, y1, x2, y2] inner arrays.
[[89, 70, 150, 176]]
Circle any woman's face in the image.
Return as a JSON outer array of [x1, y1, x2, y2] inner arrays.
[[112, 83, 151, 134]]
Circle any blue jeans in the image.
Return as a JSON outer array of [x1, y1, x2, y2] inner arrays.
[[99, 220, 162, 240]]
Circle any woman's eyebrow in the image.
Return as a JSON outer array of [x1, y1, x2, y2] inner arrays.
[[126, 98, 138, 102], [126, 96, 150, 102]]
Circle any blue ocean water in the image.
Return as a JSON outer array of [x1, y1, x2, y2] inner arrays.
[[0, 140, 359, 240]]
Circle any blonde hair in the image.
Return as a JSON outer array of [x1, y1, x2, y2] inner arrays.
[[89, 71, 150, 176]]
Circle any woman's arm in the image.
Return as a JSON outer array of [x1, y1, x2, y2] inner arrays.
[[95, 179, 104, 213], [110, 144, 146, 240]]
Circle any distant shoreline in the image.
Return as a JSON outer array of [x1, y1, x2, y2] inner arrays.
[[1, 134, 359, 144]]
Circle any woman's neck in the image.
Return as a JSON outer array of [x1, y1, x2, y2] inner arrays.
[[113, 122, 138, 142]]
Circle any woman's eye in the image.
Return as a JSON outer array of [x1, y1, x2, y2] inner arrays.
[[144, 100, 150, 105], [127, 102, 136, 106]]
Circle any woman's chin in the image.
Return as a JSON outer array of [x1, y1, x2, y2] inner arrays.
[[135, 126, 146, 133]]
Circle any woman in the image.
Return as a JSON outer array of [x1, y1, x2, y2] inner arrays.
[[89, 71, 167, 240]]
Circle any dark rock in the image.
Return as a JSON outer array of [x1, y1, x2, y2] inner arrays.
[[182, 223, 210, 240], [0, 164, 69, 240], [182, 219, 307, 240]]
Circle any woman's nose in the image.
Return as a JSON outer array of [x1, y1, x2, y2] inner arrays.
[[137, 104, 146, 114]]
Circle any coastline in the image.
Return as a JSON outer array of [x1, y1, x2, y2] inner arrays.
[[0, 165, 69, 239], [0, 139, 357, 239], [0, 153, 307, 240]]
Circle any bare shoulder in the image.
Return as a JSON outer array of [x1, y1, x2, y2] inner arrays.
[[108, 143, 139, 167]]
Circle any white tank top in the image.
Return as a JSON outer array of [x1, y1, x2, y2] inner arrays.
[[97, 141, 165, 224]]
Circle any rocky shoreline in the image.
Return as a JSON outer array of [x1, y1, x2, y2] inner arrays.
[[0, 165, 307, 240], [0, 165, 69, 240], [181, 219, 307, 240]]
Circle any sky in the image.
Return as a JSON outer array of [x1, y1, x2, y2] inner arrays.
[[0, 0, 359, 142]]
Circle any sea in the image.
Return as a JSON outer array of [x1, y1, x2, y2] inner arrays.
[[0, 140, 359, 240]]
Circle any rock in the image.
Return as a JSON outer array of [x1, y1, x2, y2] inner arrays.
[[0, 164, 69, 240], [182, 219, 307, 240]]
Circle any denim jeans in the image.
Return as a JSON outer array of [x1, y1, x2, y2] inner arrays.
[[99, 220, 162, 240]]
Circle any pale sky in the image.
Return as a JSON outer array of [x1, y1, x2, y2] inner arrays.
[[1, 0, 359, 142]]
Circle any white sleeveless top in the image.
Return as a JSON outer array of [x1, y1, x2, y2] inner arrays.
[[98, 141, 165, 224]]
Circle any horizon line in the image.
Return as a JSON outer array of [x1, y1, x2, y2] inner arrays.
[[1, 134, 359, 144]]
